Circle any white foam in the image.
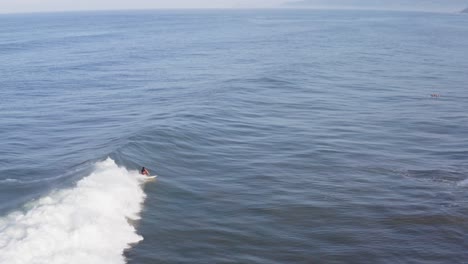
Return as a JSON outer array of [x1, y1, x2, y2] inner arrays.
[[0, 158, 147, 264]]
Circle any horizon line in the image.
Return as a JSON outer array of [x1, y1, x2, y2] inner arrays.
[[0, 7, 461, 16]]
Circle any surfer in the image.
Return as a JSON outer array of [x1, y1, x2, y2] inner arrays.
[[140, 167, 150, 176]]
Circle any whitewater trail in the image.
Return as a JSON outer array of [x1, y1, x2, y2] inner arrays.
[[0, 158, 147, 264]]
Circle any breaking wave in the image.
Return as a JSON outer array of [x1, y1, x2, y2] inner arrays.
[[0, 158, 147, 264]]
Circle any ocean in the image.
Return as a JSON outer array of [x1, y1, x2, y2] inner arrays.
[[0, 9, 467, 264]]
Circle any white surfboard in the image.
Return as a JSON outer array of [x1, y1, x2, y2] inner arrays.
[[145, 175, 157, 181]]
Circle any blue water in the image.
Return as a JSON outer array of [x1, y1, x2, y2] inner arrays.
[[1, 9, 467, 264]]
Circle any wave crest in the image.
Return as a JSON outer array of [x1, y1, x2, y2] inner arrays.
[[0, 158, 147, 264]]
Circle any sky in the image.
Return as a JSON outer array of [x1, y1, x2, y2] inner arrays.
[[0, 0, 283, 13], [0, 0, 466, 14]]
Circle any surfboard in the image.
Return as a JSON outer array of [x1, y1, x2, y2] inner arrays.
[[145, 175, 157, 181]]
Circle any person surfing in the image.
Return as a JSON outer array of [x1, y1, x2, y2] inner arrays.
[[140, 167, 150, 176]]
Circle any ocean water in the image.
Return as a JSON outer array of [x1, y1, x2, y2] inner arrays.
[[0, 9, 467, 264]]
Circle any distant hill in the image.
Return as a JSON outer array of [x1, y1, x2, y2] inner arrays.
[[284, 0, 468, 12]]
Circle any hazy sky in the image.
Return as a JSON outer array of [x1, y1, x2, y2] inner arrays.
[[0, 0, 284, 13], [0, 0, 466, 13]]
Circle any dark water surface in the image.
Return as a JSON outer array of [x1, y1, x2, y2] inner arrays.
[[1, 9, 467, 264]]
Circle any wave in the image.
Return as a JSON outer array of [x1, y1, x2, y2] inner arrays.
[[457, 178, 468, 187], [0, 178, 20, 184], [0, 158, 147, 264]]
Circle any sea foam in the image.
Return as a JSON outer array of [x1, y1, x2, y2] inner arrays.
[[0, 158, 147, 264]]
